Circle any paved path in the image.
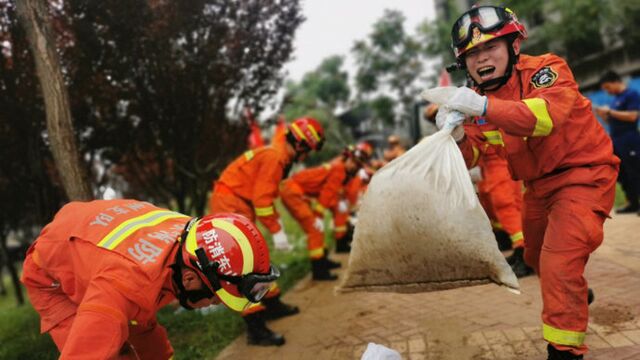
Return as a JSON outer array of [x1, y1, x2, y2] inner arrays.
[[216, 214, 640, 360]]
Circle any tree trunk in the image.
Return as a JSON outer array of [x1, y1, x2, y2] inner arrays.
[[0, 237, 24, 306], [16, 0, 92, 201]]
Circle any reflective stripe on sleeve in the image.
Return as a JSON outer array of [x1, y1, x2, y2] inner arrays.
[[543, 323, 585, 347], [472, 146, 480, 166], [510, 231, 524, 243], [244, 150, 255, 161], [522, 98, 553, 137], [255, 206, 275, 217], [482, 130, 504, 145], [313, 203, 326, 214]]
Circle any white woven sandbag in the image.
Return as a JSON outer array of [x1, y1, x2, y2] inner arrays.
[[337, 127, 519, 293]]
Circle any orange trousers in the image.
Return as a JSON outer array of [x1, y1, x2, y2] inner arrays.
[[280, 182, 325, 260], [522, 175, 616, 355], [478, 164, 524, 248], [332, 204, 349, 241], [209, 187, 281, 316]]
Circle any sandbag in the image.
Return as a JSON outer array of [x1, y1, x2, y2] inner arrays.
[[337, 127, 519, 294]]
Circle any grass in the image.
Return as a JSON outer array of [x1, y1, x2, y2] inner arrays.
[[0, 202, 316, 359]]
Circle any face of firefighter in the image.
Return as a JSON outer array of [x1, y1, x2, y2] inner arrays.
[[181, 268, 221, 308], [464, 37, 520, 90], [344, 157, 360, 175]]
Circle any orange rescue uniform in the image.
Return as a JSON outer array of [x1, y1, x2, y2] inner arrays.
[[459, 54, 619, 355], [210, 141, 294, 234], [476, 148, 524, 248], [280, 158, 349, 259], [21, 200, 189, 359]]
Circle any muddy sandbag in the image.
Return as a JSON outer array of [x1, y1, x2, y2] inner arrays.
[[337, 127, 519, 294]]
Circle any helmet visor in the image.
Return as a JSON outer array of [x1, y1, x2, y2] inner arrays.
[[452, 6, 509, 48]]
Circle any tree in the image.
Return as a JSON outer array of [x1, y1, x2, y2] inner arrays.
[[16, 0, 92, 201], [351, 9, 424, 125], [281, 55, 353, 163]]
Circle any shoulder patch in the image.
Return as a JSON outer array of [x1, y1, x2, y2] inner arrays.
[[530, 66, 558, 89]]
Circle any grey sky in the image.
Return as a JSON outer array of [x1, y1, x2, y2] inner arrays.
[[285, 0, 437, 82]]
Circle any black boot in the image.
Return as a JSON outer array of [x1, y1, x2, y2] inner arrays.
[[547, 344, 583, 360], [262, 296, 300, 321], [509, 248, 534, 278], [335, 238, 351, 253], [494, 229, 512, 251], [616, 203, 639, 214], [322, 251, 341, 269], [588, 288, 594, 305], [244, 312, 285, 346], [311, 259, 337, 281], [506, 247, 523, 265]]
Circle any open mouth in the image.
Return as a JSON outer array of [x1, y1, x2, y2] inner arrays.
[[477, 66, 496, 80]]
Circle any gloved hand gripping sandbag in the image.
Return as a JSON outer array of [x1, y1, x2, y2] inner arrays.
[[337, 119, 519, 293]]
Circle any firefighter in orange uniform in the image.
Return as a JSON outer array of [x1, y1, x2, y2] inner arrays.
[[209, 117, 325, 345], [280, 145, 368, 280], [424, 6, 619, 359], [21, 199, 279, 359], [332, 142, 374, 253]]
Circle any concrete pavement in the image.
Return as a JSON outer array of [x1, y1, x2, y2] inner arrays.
[[216, 214, 640, 359]]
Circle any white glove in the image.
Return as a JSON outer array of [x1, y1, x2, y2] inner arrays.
[[313, 217, 325, 232], [272, 230, 293, 251], [357, 168, 370, 181], [421, 86, 459, 105], [337, 200, 349, 213], [435, 107, 466, 141], [446, 86, 487, 116]]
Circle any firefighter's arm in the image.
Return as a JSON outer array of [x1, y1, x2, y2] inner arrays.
[[252, 156, 283, 234], [316, 167, 346, 215], [60, 278, 136, 359], [457, 123, 485, 169], [485, 57, 579, 137]]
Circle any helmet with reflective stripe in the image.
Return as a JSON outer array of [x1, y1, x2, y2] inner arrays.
[[287, 117, 325, 151], [356, 141, 374, 160], [451, 6, 527, 59], [343, 144, 370, 165], [181, 213, 275, 312]]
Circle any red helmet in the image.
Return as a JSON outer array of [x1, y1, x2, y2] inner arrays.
[[355, 142, 374, 161], [451, 6, 527, 58], [343, 144, 370, 165], [180, 213, 278, 312], [287, 117, 325, 151]]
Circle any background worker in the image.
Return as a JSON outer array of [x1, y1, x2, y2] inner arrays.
[[333, 142, 374, 253], [424, 5, 619, 359], [595, 70, 640, 215], [383, 134, 406, 162], [210, 117, 325, 345], [280, 145, 368, 280], [21, 199, 279, 359]]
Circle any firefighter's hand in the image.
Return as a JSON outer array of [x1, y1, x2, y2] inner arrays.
[[446, 87, 487, 116], [435, 108, 466, 141], [313, 217, 325, 232], [337, 200, 349, 213], [272, 230, 293, 251]]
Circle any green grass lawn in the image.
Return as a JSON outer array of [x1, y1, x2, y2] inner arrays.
[[0, 202, 319, 360]]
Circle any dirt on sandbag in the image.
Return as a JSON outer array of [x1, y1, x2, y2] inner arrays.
[[337, 129, 519, 294]]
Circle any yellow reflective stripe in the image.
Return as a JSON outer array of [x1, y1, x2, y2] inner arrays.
[[244, 150, 255, 161], [483, 130, 504, 145], [211, 219, 253, 274], [309, 247, 324, 259], [97, 210, 188, 250], [307, 123, 321, 142], [543, 324, 585, 347], [334, 225, 347, 232], [323, 163, 331, 169], [510, 231, 524, 243], [130, 320, 138, 326], [313, 203, 326, 214], [216, 287, 250, 312], [492, 221, 503, 230], [255, 206, 274, 217], [471, 146, 480, 166], [523, 98, 553, 136], [290, 123, 308, 142]]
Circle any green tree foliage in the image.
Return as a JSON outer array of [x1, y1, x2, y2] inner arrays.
[[0, 0, 303, 220], [352, 9, 424, 125], [281, 55, 353, 163]]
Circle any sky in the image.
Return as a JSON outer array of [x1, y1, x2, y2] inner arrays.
[[284, 0, 437, 82]]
